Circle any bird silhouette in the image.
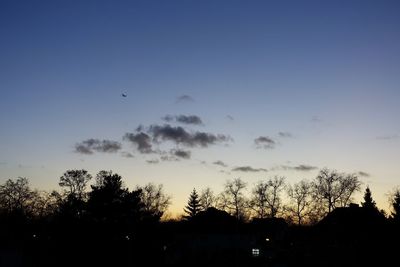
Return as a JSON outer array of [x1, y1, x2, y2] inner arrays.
[[122, 93, 127, 97]]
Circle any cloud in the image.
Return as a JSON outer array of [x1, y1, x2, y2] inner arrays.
[[376, 134, 399, 140], [172, 149, 191, 159], [357, 171, 370, 177], [149, 124, 231, 147], [162, 115, 203, 125], [176, 94, 194, 103], [226, 115, 234, 121], [75, 139, 122, 154], [213, 160, 228, 167], [278, 132, 293, 138], [146, 159, 159, 164], [311, 116, 322, 123], [232, 166, 268, 172], [121, 152, 134, 158], [176, 115, 203, 125], [254, 136, 276, 149], [123, 132, 153, 153], [272, 164, 317, 172]]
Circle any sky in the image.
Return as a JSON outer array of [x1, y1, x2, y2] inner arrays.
[[1, 0, 400, 215]]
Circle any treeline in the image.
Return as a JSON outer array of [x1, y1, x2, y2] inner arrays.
[[1, 168, 400, 266], [1, 168, 400, 225], [183, 168, 400, 225]]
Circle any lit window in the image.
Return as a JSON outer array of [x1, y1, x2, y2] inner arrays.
[[252, 248, 260, 257]]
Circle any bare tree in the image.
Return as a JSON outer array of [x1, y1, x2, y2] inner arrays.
[[59, 169, 92, 200], [29, 190, 62, 217], [286, 179, 313, 225], [265, 176, 285, 218], [313, 168, 361, 214], [199, 187, 215, 210], [138, 183, 171, 219], [221, 178, 248, 220], [0, 177, 33, 214], [249, 181, 269, 218]]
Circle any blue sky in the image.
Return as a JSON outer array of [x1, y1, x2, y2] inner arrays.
[[1, 0, 400, 214]]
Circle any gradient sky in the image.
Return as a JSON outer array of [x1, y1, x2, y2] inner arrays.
[[1, 0, 400, 215]]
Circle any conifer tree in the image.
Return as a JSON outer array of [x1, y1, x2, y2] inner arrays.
[[184, 188, 201, 219], [361, 186, 376, 210], [391, 189, 400, 222]]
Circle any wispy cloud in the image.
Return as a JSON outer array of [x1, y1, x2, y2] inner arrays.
[[75, 139, 122, 154], [176, 94, 194, 103], [278, 132, 293, 138], [213, 160, 228, 167], [311, 116, 322, 123], [232, 166, 268, 172], [273, 164, 317, 172], [121, 152, 134, 158], [226, 115, 234, 121], [358, 171, 370, 177], [376, 134, 399, 140], [162, 115, 203, 125], [254, 136, 276, 149]]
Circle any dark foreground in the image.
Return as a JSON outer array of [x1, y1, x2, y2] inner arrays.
[[1, 206, 399, 267]]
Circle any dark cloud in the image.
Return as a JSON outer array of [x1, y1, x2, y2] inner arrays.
[[254, 136, 276, 149], [124, 132, 153, 153], [213, 160, 228, 167], [278, 132, 293, 138], [291, 164, 317, 171], [376, 134, 399, 140], [358, 171, 370, 177], [172, 149, 191, 159], [149, 124, 231, 147], [273, 164, 317, 172], [121, 152, 134, 158], [162, 115, 174, 122], [176, 115, 203, 125], [75, 139, 122, 154], [136, 125, 145, 132], [146, 159, 159, 164], [176, 95, 194, 103], [232, 166, 268, 172], [162, 115, 203, 125]]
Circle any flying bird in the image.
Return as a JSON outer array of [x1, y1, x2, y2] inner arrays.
[[122, 93, 127, 97]]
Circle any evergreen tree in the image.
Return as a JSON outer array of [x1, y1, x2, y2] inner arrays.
[[391, 189, 400, 222], [361, 186, 376, 210], [184, 188, 201, 219]]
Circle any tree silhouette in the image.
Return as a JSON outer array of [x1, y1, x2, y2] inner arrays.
[[286, 179, 313, 225], [0, 177, 33, 216], [265, 176, 285, 218], [220, 178, 248, 221], [137, 183, 171, 220], [361, 186, 376, 210], [88, 171, 131, 223], [184, 188, 201, 219], [390, 189, 400, 222], [199, 187, 215, 210], [313, 168, 361, 213], [59, 169, 92, 200]]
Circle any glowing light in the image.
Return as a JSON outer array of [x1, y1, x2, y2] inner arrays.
[[252, 248, 260, 257]]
